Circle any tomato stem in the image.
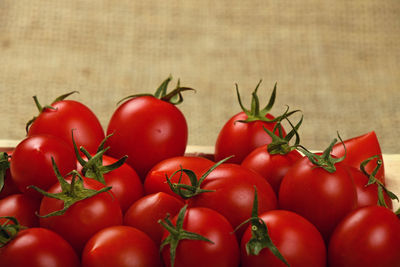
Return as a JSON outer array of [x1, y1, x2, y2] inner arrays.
[[0, 152, 10, 193], [0, 216, 23, 247]]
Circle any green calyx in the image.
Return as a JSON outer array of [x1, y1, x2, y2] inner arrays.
[[234, 188, 290, 266], [360, 155, 399, 209], [117, 76, 195, 106], [165, 156, 233, 199], [264, 108, 303, 155], [0, 216, 24, 248], [29, 157, 112, 218], [235, 81, 298, 124], [25, 91, 79, 133], [73, 131, 127, 185], [296, 132, 346, 173], [0, 152, 11, 193], [159, 205, 214, 267]]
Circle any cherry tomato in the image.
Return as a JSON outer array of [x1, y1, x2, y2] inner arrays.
[[106, 94, 188, 180], [241, 210, 326, 267], [39, 177, 122, 254], [124, 192, 185, 246], [77, 154, 144, 213], [10, 134, 77, 198], [27, 95, 105, 154], [242, 144, 302, 194], [279, 152, 357, 241], [0, 193, 41, 227], [160, 206, 240, 267], [328, 206, 400, 267], [0, 227, 80, 267], [82, 225, 162, 267], [144, 156, 215, 200]]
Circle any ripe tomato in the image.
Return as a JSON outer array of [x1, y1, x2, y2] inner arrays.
[[82, 225, 162, 267], [332, 131, 385, 183], [214, 82, 292, 164], [77, 154, 144, 213], [124, 192, 185, 246], [0, 193, 41, 227], [27, 93, 105, 154], [10, 134, 77, 198], [0, 226, 80, 267], [187, 163, 278, 239], [160, 206, 240, 267], [241, 210, 326, 267], [328, 206, 400, 267], [279, 140, 357, 241], [106, 78, 191, 180], [38, 176, 123, 254], [242, 144, 302, 194], [144, 156, 215, 200]]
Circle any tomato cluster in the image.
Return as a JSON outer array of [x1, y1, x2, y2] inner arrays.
[[1, 78, 399, 267]]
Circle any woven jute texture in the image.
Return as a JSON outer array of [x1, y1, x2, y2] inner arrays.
[[0, 1, 399, 153]]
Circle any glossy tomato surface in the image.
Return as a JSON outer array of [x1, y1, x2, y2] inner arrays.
[[161, 207, 240, 267], [279, 156, 357, 241], [0, 227, 80, 267], [82, 225, 162, 267], [39, 177, 123, 254], [28, 99, 105, 154], [241, 210, 326, 267], [242, 144, 302, 194], [106, 96, 188, 180], [10, 134, 77, 198], [214, 112, 283, 164], [0, 193, 41, 227], [329, 206, 400, 267], [124, 192, 185, 246]]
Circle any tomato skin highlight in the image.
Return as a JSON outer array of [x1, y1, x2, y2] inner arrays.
[[106, 96, 188, 180], [241, 210, 326, 267], [242, 144, 302, 194], [278, 156, 357, 242], [124, 192, 185, 246], [215, 112, 283, 164], [161, 207, 240, 267], [28, 99, 105, 154], [38, 177, 123, 254], [328, 206, 400, 267], [0, 227, 80, 267], [82, 225, 163, 267], [10, 134, 77, 199]]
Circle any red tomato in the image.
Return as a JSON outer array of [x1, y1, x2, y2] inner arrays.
[[39, 177, 123, 254], [0, 194, 41, 227], [124, 192, 185, 246], [77, 154, 144, 213], [241, 210, 326, 267], [347, 166, 393, 209], [242, 144, 302, 194], [0, 227, 80, 267], [10, 135, 77, 198], [27, 95, 105, 154], [161, 206, 240, 267], [214, 82, 288, 164], [82, 225, 162, 267], [106, 95, 188, 180], [144, 156, 215, 200], [328, 206, 400, 267], [279, 154, 357, 241], [188, 163, 278, 239], [332, 131, 385, 183]]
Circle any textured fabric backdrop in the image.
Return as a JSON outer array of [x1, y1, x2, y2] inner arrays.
[[0, 0, 399, 153]]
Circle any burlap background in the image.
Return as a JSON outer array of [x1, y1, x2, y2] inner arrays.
[[0, 1, 399, 153]]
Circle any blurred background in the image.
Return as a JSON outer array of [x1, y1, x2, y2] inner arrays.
[[0, 0, 399, 152]]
